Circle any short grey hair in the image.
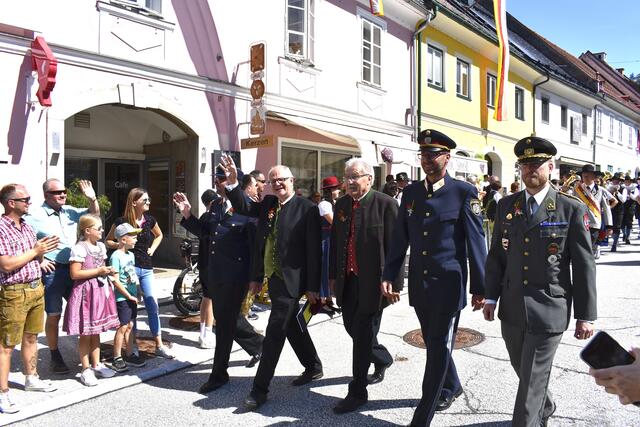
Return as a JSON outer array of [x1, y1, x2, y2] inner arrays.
[[268, 165, 294, 179], [43, 178, 62, 193], [345, 158, 375, 185]]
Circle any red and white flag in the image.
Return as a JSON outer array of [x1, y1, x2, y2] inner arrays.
[[370, 0, 384, 16], [493, 0, 509, 121]]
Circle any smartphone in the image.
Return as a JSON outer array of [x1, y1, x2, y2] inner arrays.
[[580, 331, 635, 369]]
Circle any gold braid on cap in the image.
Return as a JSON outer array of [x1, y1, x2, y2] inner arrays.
[[419, 143, 450, 151], [517, 153, 553, 161]]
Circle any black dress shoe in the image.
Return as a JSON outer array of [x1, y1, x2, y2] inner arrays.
[[333, 396, 367, 414], [244, 392, 267, 410], [198, 377, 228, 394], [540, 401, 556, 427], [367, 363, 391, 385], [435, 388, 463, 411], [245, 354, 261, 368], [291, 368, 323, 386]]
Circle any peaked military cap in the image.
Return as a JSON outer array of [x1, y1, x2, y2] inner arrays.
[[514, 136, 557, 164], [417, 129, 456, 152]]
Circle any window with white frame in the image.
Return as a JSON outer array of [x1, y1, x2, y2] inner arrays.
[[607, 165, 614, 173], [609, 115, 614, 140], [596, 110, 602, 135], [541, 97, 550, 123], [629, 128, 633, 147], [112, 0, 162, 15], [362, 18, 382, 86], [560, 105, 568, 129], [427, 45, 444, 89], [515, 87, 524, 120], [456, 59, 470, 99], [286, 0, 315, 62], [619, 120, 623, 142], [582, 113, 588, 135], [486, 74, 496, 108]]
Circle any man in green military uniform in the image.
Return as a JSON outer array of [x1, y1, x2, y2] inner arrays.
[[483, 137, 597, 427]]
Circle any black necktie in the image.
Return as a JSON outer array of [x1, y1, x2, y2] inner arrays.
[[527, 197, 538, 218]]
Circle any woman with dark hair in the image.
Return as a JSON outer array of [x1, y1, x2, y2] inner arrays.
[[106, 188, 174, 359], [318, 177, 341, 304]]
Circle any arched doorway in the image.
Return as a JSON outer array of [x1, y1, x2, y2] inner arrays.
[[64, 104, 198, 265], [484, 152, 503, 180]]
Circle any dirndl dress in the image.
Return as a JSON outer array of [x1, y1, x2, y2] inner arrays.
[[63, 241, 119, 336]]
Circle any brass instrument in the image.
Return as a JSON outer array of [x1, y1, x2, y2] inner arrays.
[[602, 171, 613, 183], [560, 171, 579, 193]]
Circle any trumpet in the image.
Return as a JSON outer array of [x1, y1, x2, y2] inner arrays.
[[601, 171, 613, 183], [560, 171, 579, 193]]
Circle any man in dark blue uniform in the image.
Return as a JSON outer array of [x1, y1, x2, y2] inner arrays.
[[173, 169, 263, 394], [382, 129, 487, 427]]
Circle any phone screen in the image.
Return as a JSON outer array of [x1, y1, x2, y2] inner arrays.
[[580, 331, 635, 369]]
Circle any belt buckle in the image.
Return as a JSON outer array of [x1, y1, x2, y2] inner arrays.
[[29, 280, 39, 289]]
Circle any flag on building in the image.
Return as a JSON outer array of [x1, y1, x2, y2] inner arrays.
[[493, 0, 509, 121], [370, 0, 384, 16]]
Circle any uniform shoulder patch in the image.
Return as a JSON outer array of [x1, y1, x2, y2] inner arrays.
[[470, 198, 482, 215]]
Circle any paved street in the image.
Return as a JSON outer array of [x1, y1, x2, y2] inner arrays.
[[5, 232, 640, 426]]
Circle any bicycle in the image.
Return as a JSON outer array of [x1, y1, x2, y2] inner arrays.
[[172, 239, 203, 316]]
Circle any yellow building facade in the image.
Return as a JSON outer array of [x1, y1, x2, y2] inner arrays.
[[419, 8, 539, 185]]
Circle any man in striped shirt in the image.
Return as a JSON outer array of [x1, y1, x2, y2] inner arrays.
[[0, 184, 59, 413]]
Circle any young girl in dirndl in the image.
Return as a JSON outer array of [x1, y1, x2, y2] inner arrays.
[[63, 214, 120, 386]]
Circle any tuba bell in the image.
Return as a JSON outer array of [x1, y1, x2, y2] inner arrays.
[[560, 171, 579, 193]]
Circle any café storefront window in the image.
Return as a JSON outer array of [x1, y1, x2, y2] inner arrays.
[[281, 145, 354, 198]]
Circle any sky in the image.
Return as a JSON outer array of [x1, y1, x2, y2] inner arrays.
[[506, 0, 640, 78]]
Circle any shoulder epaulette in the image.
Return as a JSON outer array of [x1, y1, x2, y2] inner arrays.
[[559, 191, 582, 203]]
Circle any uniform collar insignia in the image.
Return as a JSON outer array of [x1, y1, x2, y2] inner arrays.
[[432, 178, 445, 192]]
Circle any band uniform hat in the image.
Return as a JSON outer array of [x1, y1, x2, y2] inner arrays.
[[417, 129, 456, 152], [115, 223, 142, 239], [322, 176, 340, 190], [201, 189, 219, 206], [577, 164, 603, 177], [611, 172, 624, 181], [624, 174, 632, 181], [395, 172, 409, 182], [514, 136, 557, 164]]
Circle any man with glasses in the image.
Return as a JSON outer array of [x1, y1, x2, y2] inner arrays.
[[219, 155, 323, 410], [328, 158, 402, 414], [25, 178, 99, 374], [483, 137, 596, 427], [382, 129, 487, 426], [0, 184, 60, 413], [249, 170, 267, 201]]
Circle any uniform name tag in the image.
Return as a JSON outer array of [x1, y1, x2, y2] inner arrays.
[[539, 222, 568, 227]]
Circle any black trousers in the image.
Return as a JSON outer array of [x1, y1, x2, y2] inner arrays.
[[252, 275, 322, 396], [410, 308, 458, 427], [210, 281, 251, 381], [235, 314, 263, 357], [589, 228, 600, 255], [341, 274, 392, 400]]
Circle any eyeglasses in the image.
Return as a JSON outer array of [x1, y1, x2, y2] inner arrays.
[[90, 226, 104, 231], [140, 198, 151, 204], [10, 197, 31, 204], [46, 190, 67, 195], [256, 179, 266, 184], [268, 177, 292, 185], [343, 174, 370, 182]]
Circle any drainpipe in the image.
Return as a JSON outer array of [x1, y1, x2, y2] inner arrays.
[[532, 71, 550, 136], [592, 104, 599, 165], [412, 6, 436, 142]]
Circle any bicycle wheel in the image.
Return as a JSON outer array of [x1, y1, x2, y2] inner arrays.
[[172, 267, 203, 316]]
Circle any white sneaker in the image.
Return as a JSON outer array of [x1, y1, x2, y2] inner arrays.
[[198, 335, 215, 349], [24, 374, 57, 392], [80, 368, 98, 387], [93, 363, 116, 378], [155, 345, 175, 359], [0, 390, 19, 414]]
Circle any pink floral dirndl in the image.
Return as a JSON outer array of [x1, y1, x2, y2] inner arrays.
[[63, 241, 119, 336]]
